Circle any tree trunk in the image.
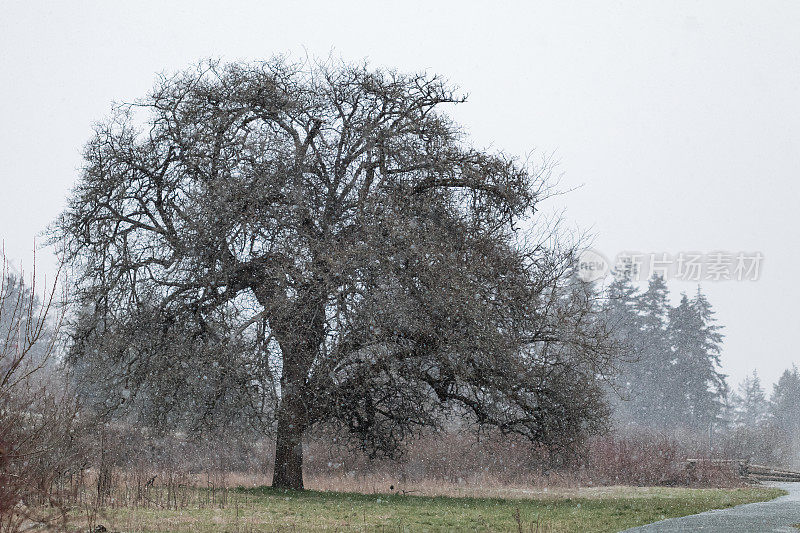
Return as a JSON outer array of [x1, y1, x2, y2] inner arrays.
[[272, 398, 305, 490], [271, 360, 308, 490], [267, 290, 326, 491]]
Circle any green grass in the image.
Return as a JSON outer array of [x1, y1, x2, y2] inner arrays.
[[80, 485, 785, 532]]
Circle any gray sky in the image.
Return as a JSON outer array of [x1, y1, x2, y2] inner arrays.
[[1, 1, 798, 390]]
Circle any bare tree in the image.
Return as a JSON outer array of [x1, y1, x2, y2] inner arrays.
[[0, 254, 60, 390], [0, 251, 80, 531], [54, 58, 617, 489]]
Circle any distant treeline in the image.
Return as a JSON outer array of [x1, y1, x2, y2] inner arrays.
[[605, 275, 727, 429], [729, 366, 800, 435], [606, 275, 800, 442]]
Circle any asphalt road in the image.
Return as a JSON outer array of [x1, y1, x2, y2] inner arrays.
[[622, 482, 800, 532]]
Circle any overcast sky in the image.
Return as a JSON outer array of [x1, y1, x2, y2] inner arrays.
[[1, 1, 798, 390]]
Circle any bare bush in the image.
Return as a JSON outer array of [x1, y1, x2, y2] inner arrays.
[[582, 431, 740, 487], [0, 252, 87, 531]]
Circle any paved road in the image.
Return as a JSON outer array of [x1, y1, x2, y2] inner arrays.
[[622, 482, 800, 532]]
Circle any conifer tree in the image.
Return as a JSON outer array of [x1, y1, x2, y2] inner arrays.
[[667, 289, 726, 428], [632, 275, 673, 427], [731, 370, 768, 427], [603, 275, 642, 424], [688, 288, 728, 425], [769, 365, 800, 434]]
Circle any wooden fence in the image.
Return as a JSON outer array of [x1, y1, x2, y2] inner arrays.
[[686, 459, 800, 482]]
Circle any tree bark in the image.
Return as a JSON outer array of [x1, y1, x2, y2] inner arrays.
[[271, 392, 305, 490], [271, 349, 311, 490], [267, 287, 326, 491]]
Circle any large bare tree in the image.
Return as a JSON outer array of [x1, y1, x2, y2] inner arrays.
[[54, 58, 616, 489]]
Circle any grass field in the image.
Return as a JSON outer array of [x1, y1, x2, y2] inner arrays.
[[74, 485, 785, 532]]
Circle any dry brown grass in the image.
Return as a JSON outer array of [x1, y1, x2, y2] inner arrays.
[[1, 423, 748, 531]]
